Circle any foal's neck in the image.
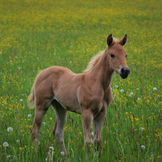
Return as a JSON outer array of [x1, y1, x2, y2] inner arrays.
[[89, 48, 114, 90]]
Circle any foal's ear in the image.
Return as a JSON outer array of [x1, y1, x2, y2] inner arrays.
[[119, 34, 127, 46], [107, 34, 113, 46]]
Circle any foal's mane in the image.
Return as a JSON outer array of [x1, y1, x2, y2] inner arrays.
[[84, 50, 105, 73], [84, 37, 119, 73]]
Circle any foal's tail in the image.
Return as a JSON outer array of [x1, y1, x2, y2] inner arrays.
[[28, 83, 35, 109], [28, 71, 42, 109]]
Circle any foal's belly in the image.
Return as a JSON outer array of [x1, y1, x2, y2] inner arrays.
[[53, 97, 81, 114], [61, 103, 81, 114], [65, 106, 81, 114]]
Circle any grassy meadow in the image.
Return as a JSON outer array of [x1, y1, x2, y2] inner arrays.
[[0, 0, 162, 161]]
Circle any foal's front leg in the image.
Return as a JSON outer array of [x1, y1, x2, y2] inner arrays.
[[93, 107, 107, 150], [82, 109, 93, 151]]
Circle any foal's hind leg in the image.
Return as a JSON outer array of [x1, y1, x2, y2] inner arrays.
[[93, 107, 107, 150], [51, 100, 68, 156], [31, 98, 51, 147]]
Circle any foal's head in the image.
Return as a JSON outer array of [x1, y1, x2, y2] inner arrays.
[[106, 34, 130, 79]]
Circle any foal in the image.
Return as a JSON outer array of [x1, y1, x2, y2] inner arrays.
[[28, 34, 130, 155]]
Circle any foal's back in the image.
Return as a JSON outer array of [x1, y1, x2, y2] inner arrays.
[[35, 66, 84, 113]]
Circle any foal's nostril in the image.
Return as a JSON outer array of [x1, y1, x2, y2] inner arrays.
[[121, 68, 130, 75], [120, 68, 130, 79], [121, 68, 126, 75]]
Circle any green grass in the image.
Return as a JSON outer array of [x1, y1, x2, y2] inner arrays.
[[0, 0, 162, 161]]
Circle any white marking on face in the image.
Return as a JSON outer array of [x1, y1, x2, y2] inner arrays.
[[118, 65, 123, 74]]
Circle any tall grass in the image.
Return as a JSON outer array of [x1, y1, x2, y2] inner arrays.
[[0, 0, 162, 161]]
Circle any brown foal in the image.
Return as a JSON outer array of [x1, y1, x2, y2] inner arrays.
[[28, 34, 130, 155]]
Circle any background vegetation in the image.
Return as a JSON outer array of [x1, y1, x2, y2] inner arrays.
[[0, 0, 162, 161]]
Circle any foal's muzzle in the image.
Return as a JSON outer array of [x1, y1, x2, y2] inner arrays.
[[119, 68, 130, 79]]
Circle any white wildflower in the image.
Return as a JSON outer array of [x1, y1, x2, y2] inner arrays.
[[115, 85, 118, 88], [18, 67, 21, 70], [15, 56, 18, 58], [139, 127, 144, 131], [136, 88, 139, 90], [61, 151, 65, 156], [91, 132, 94, 136], [49, 146, 54, 151], [137, 97, 140, 100], [0, 51, 2, 54], [16, 140, 20, 143], [7, 127, 13, 132], [120, 89, 124, 92], [153, 87, 157, 91], [141, 145, 145, 149], [42, 122, 46, 125], [3, 142, 9, 147], [129, 92, 134, 97], [20, 99, 23, 101], [28, 114, 31, 117]]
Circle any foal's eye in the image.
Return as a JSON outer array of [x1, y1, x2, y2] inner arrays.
[[110, 54, 115, 58], [126, 55, 128, 58]]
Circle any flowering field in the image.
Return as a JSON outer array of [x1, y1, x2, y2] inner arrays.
[[0, 0, 162, 161]]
